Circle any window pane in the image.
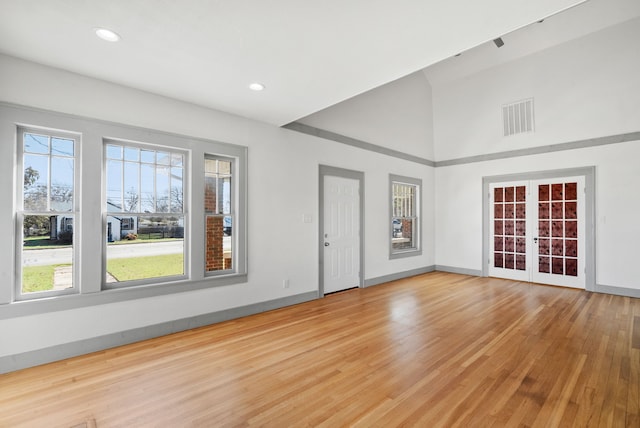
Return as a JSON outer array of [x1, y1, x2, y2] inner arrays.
[[51, 138, 74, 156], [170, 167, 183, 213], [50, 156, 74, 211], [221, 176, 231, 214], [104, 142, 187, 287], [141, 150, 155, 163], [106, 159, 123, 209], [156, 166, 170, 213], [140, 163, 155, 212], [124, 146, 139, 162], [124, 162, 140, 212], [219, 160, 231, 175], [205, 176, 217, 213], [391, 179, 419, 255], [106, 215, 184, 283], [156, 151, 170, 165], [171, 153, 183, 167], [106, 144, 123, 160], [392, 218, 415, 251], [23, 154, 49, 211], [205, 156, 234, 273], [205, 158, 217, 174], [24, 133, 49, 154], [22, 214, 74, 293], [206, 215, 232, 271]]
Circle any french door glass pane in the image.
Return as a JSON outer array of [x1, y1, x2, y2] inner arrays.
[[537, 182, 578, 276], [493, 185, 526, 270]]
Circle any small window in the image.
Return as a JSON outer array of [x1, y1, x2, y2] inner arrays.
[[390, 174, 421, 258], [121, 217, 134, 230], [104, 141, 186, 286], [18, 128, 78, 298], [205, 155, 234, 274]]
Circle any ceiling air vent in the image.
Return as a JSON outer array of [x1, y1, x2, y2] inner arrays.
[[502, 98, 534, 137]]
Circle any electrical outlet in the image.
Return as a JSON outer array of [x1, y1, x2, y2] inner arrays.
[[283, 279, 290, 288]]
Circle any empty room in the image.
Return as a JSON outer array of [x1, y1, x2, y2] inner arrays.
[[1, 0, 639, 426]]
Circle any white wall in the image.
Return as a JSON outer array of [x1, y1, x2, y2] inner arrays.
[[432, 17, 640, 161], [0, 54, 435, 359], [435, 142, 640, 289], [298, 71, 435, 160], [432, 18, 640, 290]]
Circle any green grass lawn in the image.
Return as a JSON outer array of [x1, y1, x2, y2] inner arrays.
[[23, 237, 71, 249], [22, 254, 183, 292], [22, 264, 57, 293], [107, 253, 184, 282]]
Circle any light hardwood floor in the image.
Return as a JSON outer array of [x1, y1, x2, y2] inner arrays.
[[1, 272, 639, 427]]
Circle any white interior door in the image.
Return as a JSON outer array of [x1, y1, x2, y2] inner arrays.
[[530, 177, 585, 288], [489, 181, 531, 282], [323, 175, 360, 294], [489, 176, 585, 289]]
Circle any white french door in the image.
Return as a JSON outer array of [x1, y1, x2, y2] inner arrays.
[[489, 176, 585, 289], [323, 175, 361, 294]]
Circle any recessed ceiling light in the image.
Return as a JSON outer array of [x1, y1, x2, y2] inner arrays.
[[249, 83, 265, 91], [95, 28, 121, 42]]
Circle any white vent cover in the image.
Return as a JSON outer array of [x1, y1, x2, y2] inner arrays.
[[502, 98, 534, 137]]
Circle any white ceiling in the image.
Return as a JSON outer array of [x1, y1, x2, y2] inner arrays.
[[0, 0, 587, 126], [423, 0, 640, 85]]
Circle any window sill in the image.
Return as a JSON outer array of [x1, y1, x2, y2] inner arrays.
[[389, 249, 422, 260], [0, 273, 248, 320]]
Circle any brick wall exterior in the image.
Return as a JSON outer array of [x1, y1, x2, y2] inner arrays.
[[206, 216, 224, 271], [205, 177, 217, 212], [205, 177, 231, 271], [205, 177, 223, 271], [401, 218, 413, 247]]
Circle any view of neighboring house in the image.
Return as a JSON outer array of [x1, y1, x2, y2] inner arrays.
[[45, 202, 139, 242], [49, 215, 73, 241], [106, 201, 138, 242]]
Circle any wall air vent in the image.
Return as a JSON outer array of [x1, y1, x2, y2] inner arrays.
[[502, 98, 534, 137]]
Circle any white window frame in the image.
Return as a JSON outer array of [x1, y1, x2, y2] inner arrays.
[[103, 140, 189, 288], [0, 103, 247, 318], [15, 126, 81, 301], [204, 154, 236, 276], [389, 174, 422, 259]]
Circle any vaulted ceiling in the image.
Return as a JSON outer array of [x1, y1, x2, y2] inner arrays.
[[0, 0, 622, 126]]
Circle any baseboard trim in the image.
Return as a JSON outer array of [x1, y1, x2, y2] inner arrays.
[[364, 265, 435, 287], [435, 265, 483, 277], [0, 291, 318, 374], [594, 284, 640, 299]]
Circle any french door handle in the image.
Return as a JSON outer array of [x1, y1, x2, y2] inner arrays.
[[533, 237, 538, 244]]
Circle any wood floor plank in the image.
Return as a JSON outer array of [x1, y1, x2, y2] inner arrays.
[[1, 272, 639, 427]]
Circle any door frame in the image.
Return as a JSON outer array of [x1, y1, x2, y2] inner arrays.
[[482, 166, 595, 291], [319, 165, 365, 297]]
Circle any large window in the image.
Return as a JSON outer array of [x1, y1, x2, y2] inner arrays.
[[390, 174, 421, 258], [18, 128, 77, 299], [105, 142, 186, 285], [4, 103, 247, 313]]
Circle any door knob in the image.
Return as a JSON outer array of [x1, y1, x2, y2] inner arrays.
[[533, 237, 538, 243], [324, 242, 330, 247]]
